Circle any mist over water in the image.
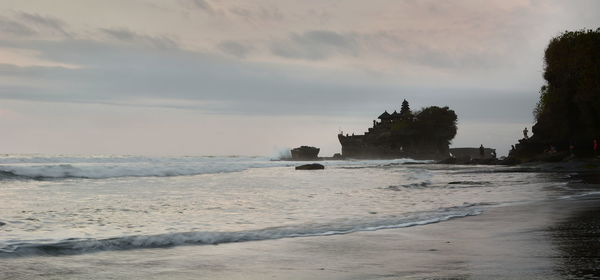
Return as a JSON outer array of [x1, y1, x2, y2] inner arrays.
[[0, 155, 589, 257]]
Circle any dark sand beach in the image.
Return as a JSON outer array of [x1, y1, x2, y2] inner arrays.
[[3, 194, 599, 280]]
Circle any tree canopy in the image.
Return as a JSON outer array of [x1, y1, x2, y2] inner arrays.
[[413, 106, 458, 146], [531, 28, 600, 154]]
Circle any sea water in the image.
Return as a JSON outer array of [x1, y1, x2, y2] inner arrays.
[[0, 155, 593, 259]]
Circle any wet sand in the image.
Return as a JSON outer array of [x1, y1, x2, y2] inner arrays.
[[3, 196, 600, 280]]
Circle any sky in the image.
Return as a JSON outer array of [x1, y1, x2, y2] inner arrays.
[[1, 0, 599, 157]]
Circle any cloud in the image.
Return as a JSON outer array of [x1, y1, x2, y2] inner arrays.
[[100, 28, 178, 50], [0, 1, 584, 116], [365, 34, 500, 69], [0, 36, 536, 124], [0, 37, 392, 115], [19, 12, 68, 36], [270, 30, 359, 60], [0, 16, 36, 37], [217, 40, 253, 58], [189, 0, 215, 14], [228, 6, 283, 22]]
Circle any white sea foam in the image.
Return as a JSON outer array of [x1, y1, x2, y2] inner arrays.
[[0, 155, 423, 180], [0, 156, 288, 179], [558, 191, 600, 200], [0, 162, 264, 179], [270, 148, 292, 160], [0, 205, 482, 257]]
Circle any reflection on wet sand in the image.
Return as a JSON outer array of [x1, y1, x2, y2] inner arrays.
[[552, 201, 600, 278]]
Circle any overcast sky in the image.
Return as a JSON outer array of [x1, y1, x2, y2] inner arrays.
[[1, 0, 599, 156]]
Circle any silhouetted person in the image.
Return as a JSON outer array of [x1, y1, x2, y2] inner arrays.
[[479, 144, 485, 158], [523, 127, 529, 139], [569, 142, 575, 156]]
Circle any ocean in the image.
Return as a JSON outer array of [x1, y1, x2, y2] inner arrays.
[[0, 155, 598, 278]]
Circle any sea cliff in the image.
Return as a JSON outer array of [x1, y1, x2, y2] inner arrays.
[[510, 28, 600, 162]]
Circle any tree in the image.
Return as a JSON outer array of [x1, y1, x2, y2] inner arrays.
[[413, 106, 457, 146], [531, 28, 600, 155]]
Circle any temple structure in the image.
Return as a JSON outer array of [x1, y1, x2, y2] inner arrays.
[[338, 100, 456, 160]]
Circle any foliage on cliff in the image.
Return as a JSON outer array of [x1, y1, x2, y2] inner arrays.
[[390, 105, 457, 145], [412, 106, 458, 146], [531, 28, 600, 154]]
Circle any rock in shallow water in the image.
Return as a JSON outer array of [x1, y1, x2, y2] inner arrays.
[[295, 163, 325, 170]]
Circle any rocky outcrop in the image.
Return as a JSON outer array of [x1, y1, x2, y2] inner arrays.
[[511, 28, 600, 161], [295, 163, 325, 170], [338, 102, 457, 160], [290, 146, 320, 160]]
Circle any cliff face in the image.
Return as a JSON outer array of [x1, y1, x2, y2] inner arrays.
[[290, 146, 320, 160], [512, 28, 600, 159], [338, 133, 448, 159], [339, 105, 457, 160]]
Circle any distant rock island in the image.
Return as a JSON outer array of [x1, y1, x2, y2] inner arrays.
[[290, 146, 320, 160], [338, 100, 458, 160]]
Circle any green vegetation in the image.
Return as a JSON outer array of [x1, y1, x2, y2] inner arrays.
[[413, 106, 458, 147], [389, 104, 457, 147], [531, 28, 600, 155]]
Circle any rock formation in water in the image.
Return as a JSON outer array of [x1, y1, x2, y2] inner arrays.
[[338, 100, 457, 159], [295, 163, 325, 170], [290, 146, 320, 160]]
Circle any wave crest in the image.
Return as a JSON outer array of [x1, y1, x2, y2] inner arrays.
[[0, 206, 482, 257], [0, 157, 284, 180]]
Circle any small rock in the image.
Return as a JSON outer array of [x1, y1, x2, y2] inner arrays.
[[295, 163, 325, 170]]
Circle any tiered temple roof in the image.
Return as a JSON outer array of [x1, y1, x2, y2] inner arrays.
[[378, 111, 391, 120]]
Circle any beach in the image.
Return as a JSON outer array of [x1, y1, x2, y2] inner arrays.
[[1, 155, 599, 279], [3, 194, 599, 279]]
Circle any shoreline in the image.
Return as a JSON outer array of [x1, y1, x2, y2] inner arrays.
[[2, 195, 599, 279]]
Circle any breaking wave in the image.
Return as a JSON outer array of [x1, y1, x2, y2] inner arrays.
[[0, 155, 426, 180], [0, 205, 482, 257], [0, 156, 296, 180], [0, 163, 263, 180]]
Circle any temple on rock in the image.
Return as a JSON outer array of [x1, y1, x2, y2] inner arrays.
[[338, 100, 458, 160]]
